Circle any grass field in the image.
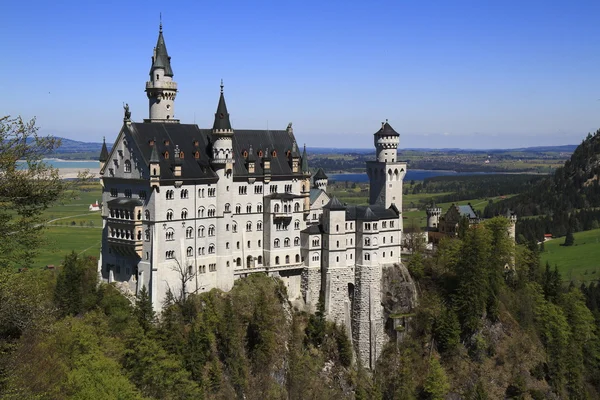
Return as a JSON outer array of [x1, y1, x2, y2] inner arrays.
[[541, 228, 600, 283], [32, 183, 103, 268]]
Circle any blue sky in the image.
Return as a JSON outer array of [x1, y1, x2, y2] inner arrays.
[[3, 0, 600, 149]]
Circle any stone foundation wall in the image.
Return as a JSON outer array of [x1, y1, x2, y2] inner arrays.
[[352, 263, 384, 369], [301, 266, 321, 313], [324, 266, 355, 330]]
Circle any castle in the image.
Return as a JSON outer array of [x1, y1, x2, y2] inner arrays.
[[97, 24, 406, 368]]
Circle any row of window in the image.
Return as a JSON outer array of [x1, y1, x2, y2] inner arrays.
[[109, 208, 141, 220], [273, 203, 300, 213], [273, 237, 300, 248], [108, 188, 146, 199], [109, 228, 141, 240]]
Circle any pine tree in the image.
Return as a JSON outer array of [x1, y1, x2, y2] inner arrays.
[[564, 230, 575, 246], [134, 286, 155, 333], [423, 357, 450, 400]]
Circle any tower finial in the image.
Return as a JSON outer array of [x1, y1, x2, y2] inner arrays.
[[159, 13, 162, 33], [220, 79, 224, 93]]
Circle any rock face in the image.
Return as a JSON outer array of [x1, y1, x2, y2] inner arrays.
[[381, 263, 418, 341]]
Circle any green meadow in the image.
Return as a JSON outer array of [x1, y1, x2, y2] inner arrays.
[[541, 228, 600, 283], [33, 183, 103, 267]]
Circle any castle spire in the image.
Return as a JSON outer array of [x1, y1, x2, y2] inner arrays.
[[212, 80, 232, 133], [301, 144, 309, 174], [99, 137, 109, 162], [150, 21, 173, 77]]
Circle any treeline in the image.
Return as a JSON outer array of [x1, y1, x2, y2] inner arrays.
[[404, 219, 600, 398], [407, 174, 544, 205], [486, 129, 600, 240], [509, 208, 600, 243]]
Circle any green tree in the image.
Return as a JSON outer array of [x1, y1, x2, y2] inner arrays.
[[0, 116, 76, 268], [564, 230, 575, 246], [422, 357, 450, 400], [433, 307, 461, 354], [134, 286, 155, 333], [54, 252, 98, 317]]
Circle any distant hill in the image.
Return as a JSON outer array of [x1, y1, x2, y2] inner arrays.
[[485, 131, 600, 240], [45, 136, 577, 159]]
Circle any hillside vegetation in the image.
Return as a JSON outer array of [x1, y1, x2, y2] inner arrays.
[[3, 217, 600, 398], [486, 129, 600, 242]]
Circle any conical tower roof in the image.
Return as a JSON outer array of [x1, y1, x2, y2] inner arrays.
[[212, 80, 232, 132], [149, 23, 173, 77], [99, 137, 109, 162], [301, 144, 309, 173], [374, 119, 399, 137], [314, 168, 328, 180], [324, 196, 346, 210]]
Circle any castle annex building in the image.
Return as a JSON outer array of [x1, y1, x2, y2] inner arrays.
[[98, 25, 407, 368]]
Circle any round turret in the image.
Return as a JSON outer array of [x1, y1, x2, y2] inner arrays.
[[374, 120, 400, 163], [426, 205, 442, 230]]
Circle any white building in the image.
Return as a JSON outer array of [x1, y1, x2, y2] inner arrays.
[[98, 24, 407, 368]]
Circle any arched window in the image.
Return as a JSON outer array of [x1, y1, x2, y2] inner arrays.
[[294, 220, 300, 230], [124, 160, 131, 173], [198, 207, 205, 218], [181, 209, 188, 219], [232, 223, 237, 233], [145, 210, 150, 220], [208, 207, 216, 217], [295, 254, 300, 263], [145, 229, 150, 241], [285, 255, 290, 264], [257, 221, 263, 231], [274, 239, 280, 248], [312, 252, 319, 262], [257, 203, 263, 213], [137, 230, 142, 240], [165, 229, 174, 241], [294, 203, 300, 212], [187, 247, 193, 257], [208, 244, 215, 254], [284, 238, 290, 247], [246, 204, 252, 213], [235, 204, 241, 214], [224, 203, 230, 212], [294, 237, 300, 246], [164, 151, 169, 159], [246, 221, 252, 232], [166, 210, 173, 220], [236, 257, 242, 267], [257, 255, 263, 264], [208, 225, 215, 236], [274, 204, 280, 213], [198, 226, 205, 237], [194, 151, 200, 159], [186, 227, 193, 238], [275, 256, 280, 265]]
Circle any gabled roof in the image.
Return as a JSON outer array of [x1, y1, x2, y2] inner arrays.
[[121, 122, 306, 181], [302, 224, 325, 235], [150, 24, 173, 77], [457, 204, 478, 219], [374, 120, 399, 137], [213, 82, 232, 132], [309, 188, 329, 204], [345, 204, 399, 221], [314, 168, 328, 180], [324, 196, 345, 210], [99, 137, 109, 162]]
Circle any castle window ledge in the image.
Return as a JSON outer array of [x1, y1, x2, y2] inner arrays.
[[273, 212, 293, 220]]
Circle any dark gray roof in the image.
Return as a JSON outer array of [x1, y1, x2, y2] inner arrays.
[[266, 193, 302, 200], [302, 224, 325, 234], [213, 83, 232, 132], [457, 205, 477, 219], [127, 123, 217, 182], [291, 141, 300, 158], [345, 205, 399, 221], [314, 168, 328, 180], [149, 140, 160, 163], [99, 138, 109, 162], [301, 144, 309, 173], [374, 121, 399, 137], [123, 122, 305, 182], [324, 196, 345, 210], [107, 198, 143, 207], [150, 26, 173, 77]]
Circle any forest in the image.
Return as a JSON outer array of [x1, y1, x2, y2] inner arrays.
[[2, 217, 600, 399]]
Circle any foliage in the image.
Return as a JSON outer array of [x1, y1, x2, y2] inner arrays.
[[564, 229, 575, 246], [422, 357, 450, 400], [54, 252, 98, 317], [0, 116, 85, 269]]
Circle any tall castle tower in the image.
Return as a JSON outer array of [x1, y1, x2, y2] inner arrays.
[[426, 204, 442, 230], [366, 120, 407, 210], [145, 22, 179, 123]]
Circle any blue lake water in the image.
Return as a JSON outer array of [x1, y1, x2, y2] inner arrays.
[[19, 161, 498, 182]]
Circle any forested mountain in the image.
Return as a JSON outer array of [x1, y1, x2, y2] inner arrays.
[[485, 129, 600, 241]]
